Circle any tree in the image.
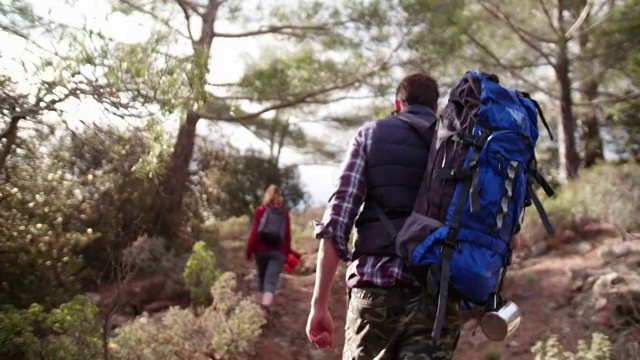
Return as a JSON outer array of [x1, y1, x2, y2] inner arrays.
[[401, 0, 633, 182], [592, 0, 640, 159], [84, 0, 408, 245], [194, 141, 307, 219], [2, 0, 408, 245]]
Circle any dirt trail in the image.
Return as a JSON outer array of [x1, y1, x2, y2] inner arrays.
[[219, 233, 637, 360]]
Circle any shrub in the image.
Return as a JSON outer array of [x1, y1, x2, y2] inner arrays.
[[0, 124, 170, 307], [0, 295, 102, 360], [217, 215, 251, 240], [183, 241, 220, 307], [521, 162, 640, 243], [0, 175, 96, 308], [531, 332, 613, 360], [110, 272, 265, 360]]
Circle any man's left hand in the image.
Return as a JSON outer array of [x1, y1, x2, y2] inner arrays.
[[511, 234, 522, 250]]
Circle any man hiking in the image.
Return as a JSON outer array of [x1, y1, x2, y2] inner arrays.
[[305, 72, 461, 359], [306, 69, 548, 359]]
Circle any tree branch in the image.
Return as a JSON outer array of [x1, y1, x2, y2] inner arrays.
[[0, 23, 29, 40], [535, 0, 561, 37], [215, 93, 382, 104], [118, 0, 190, 40], [565, 0, 594, 38], [212, 24, 335, 38], [200, 27, 410, 122], [175, 0, 196, 43], [479, 0, 556, 66], [457, 24, 557, 98]]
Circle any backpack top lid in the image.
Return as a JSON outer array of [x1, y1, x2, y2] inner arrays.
[[464, 70, 553, 144]]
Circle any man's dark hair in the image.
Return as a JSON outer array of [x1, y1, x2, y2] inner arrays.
[[395, 72, 439, 111]]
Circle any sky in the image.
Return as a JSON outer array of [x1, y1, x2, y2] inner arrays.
[[0, 0, 346, 206]]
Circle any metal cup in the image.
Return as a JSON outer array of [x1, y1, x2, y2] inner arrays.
[[480, 301, 523, 341]]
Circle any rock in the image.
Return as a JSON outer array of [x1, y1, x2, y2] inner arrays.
[[600, 240, 640, 262], [572, 269, 640, 329], [576, 241, 593, 254], [591, 272, 625, 295], [530, 243, 548, 257], [86, 292, 102, 305]]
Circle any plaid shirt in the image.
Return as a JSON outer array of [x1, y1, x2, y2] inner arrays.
[[314, 121, 420, 289]]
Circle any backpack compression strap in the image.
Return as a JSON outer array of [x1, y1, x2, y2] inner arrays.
[[431, 128, 490, 340]]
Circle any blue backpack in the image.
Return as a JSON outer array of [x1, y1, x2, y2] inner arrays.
[[393, 70, 556, 339]]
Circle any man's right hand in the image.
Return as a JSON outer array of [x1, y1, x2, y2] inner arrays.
[[306, 306, 333, 348]]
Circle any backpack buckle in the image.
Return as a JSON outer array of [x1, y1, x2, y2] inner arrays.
[[441, 237, 462, 254]]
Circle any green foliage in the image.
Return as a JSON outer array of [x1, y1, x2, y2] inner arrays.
[[183, 241, 220, 307], [485, 346, 501, 360], [0, 119, 201, 307], [110, 272, 265, 360], [0, 155, 97, 308], [0, 295, 102, 360], [595, 0, 640, 159], [239, 46, 358, 103], [75, 29, 193, 116], [521, 163, 640, 243], [0, 0, 39, 39], [197, 144, 308, 220], [216, 216, 251, 241], [531, 332, 613, 360]]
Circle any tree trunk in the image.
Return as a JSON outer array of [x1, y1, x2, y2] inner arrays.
[[555, 61, 580, 182], [153, 0, 218, 247], [0, 116, 20, 172], [576, 5, 604, 167], [555, 0, 580, 183], [155, 111, 200, 245], [579, 81, 603, 167]]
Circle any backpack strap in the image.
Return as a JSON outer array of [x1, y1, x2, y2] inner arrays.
[[431, 127, 490, 341], [373, 202, 399, 241], [519, 91, 554, 141], [526, 160, 556, 235], [526, 183, 555, 235]]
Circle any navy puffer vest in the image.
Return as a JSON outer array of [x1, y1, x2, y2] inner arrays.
[[354, 105, 436, 258]]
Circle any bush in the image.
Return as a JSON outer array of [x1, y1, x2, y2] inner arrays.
[[0, 176, 96, 308], [0, 295, 102, 360], [110, 272, 265, 360], [0, 124, 171, 307], [531, 332, 613, 360], [217, 215, 251, 240], [183, 241, 220, 307], [522, 162, 640, 243]]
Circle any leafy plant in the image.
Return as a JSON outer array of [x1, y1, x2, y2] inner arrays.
[[183, 241, 220, 307]]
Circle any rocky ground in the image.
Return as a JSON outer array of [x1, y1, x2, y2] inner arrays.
[[217, 224, 640, 360], [94, 223, 640, 359]]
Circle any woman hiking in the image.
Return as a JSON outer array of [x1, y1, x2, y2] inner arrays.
[[245, 184, 298, 318]]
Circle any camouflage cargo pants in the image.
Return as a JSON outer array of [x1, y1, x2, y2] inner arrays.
[[342, 285, 462, 360]]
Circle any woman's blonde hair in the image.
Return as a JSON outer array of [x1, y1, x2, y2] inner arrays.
[[262, 184, 283, 206]]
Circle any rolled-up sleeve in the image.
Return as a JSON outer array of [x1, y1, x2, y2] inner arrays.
[[314, 124, 371, 262]]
